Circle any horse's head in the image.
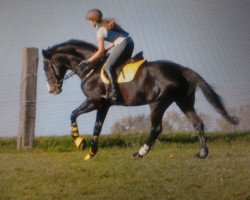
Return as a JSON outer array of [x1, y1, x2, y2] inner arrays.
[[42, 49, 68, 95], [42, 40, 99, 94]]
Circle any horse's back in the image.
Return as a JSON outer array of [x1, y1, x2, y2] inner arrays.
[[138, 60, 188, 88], [120, 60, 191, 105], [143, 60, 185, 75]]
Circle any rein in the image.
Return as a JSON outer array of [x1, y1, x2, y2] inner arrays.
[[44, 53, 108, 86]]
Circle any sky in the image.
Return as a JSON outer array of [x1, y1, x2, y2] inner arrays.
[[0, 0, 249, 137]]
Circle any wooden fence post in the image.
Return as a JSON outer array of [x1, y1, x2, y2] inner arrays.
[[17, 48, 39, 149]]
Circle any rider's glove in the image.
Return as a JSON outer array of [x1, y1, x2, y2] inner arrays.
[[79, 60, 90, 68]]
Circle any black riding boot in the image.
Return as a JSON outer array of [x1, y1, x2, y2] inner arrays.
[[105, 70, 121, 102]]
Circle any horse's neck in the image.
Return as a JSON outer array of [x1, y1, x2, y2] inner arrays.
[[67, 59, 98, 82], [59, 48, 99, 81]]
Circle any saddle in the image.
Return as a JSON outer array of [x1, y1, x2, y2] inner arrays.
[[101, 51, 146, 84]]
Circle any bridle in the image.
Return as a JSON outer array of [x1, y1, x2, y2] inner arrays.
[[43, 59, 76, 87], [43, 53, 109, 87]]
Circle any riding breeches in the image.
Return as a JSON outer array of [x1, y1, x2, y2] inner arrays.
[[103, 37, 134, 73]]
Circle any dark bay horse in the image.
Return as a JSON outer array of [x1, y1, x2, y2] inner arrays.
[[42, 39, 238, 160]]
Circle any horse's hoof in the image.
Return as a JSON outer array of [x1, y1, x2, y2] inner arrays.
[[132, 152, 143, 159], [83, 148, 96, 161], [83, 153, 95, 161], [75, 137, 86, 150], [197, 147, 209, 159]]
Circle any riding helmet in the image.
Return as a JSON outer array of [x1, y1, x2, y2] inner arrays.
[[85, 9, 102, 23]]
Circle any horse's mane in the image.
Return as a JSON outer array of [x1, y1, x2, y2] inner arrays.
[[50, 39, 97, 51], [44, 39, 98, 59]]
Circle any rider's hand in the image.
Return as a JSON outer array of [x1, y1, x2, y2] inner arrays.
[[79, 60, 90, 68]]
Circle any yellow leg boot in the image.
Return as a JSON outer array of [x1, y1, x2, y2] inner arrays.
[[71, 124, 86, 150], [75, 136, 86, 150], [84, 148, 96, 160], [83, 136, 99, 160]]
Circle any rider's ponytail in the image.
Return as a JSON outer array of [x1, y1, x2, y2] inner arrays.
[[101, 18, 122, 30]]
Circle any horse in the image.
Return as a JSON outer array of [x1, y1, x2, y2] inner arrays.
[[42, 39, 238, 160]]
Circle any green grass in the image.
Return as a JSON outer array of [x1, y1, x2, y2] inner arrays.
[[0, 132, 249, 200]]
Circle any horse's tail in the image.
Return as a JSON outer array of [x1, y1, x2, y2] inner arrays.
[[182, 67, 239, 125]]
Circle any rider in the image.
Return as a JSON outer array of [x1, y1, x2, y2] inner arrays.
[[80, 8, 134, 102]]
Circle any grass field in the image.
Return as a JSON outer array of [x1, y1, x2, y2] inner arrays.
[[0, 132, 249, 200]]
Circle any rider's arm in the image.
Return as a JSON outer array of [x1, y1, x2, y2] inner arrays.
[[87, 37, 105, 63]]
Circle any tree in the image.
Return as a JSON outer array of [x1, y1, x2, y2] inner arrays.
[[111, 114, 172, 134], [111, 114, 151, 134], [164, 111, 192, 132]]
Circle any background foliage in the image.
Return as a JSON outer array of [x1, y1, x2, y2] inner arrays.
[[111, 104, 250, 134]]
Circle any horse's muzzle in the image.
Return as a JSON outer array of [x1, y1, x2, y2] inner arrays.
[[47, 83, 62, 95]]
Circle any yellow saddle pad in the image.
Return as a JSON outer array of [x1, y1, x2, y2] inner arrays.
[[101, 59, 145, 84]]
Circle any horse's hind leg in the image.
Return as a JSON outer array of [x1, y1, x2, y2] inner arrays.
[[187, 109, 208, 158], [176, 97, 208, 158], [133, 101, 170, 158]]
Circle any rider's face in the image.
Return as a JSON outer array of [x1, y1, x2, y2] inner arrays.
[[87, 19, 97, 27]]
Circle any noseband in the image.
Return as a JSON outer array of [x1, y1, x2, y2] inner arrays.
[[43, 59, 76, 87]]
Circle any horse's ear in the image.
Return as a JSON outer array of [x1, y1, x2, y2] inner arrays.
[[42, 49, 52, 59], [42, 49, 47, 58]]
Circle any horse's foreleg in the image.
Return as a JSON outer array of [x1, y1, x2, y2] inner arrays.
[[84, 103, 110, 160], [70, 99, 96, 150], [71, 122, 86, 150]]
